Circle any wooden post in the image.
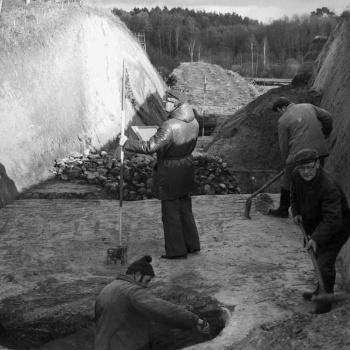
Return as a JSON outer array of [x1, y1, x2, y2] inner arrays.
[[202, 76, 207, 147]]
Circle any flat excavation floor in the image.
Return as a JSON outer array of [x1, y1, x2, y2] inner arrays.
[[0, 184, 349, 350]]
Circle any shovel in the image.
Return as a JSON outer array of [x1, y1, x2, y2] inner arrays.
[[299, 223, 326, 295], [244, 170, 285, 219], [300, 223, 348, 304]]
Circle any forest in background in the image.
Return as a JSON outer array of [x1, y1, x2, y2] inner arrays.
[[112, 6, 339, 79]]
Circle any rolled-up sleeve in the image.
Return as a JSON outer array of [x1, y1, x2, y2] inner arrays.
[[130, 289, 198, 329], [313, 106, 333, 138], [278, 120, 290, 161]]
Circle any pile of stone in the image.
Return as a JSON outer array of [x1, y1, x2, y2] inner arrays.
[[53, 151, 240, 201], [193, 155, 239, 195]]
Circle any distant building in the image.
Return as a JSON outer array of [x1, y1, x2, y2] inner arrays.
[[134, 32, 146, 51]]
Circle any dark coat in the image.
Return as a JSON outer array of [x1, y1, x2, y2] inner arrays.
[[278, 103, 332, 164], [290, 167, 350, 252], [94, 275, 198, 350], [124, 103, 199, 200]]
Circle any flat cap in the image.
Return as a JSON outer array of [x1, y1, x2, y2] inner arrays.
[[166, 89, 187, 104], [294, 149, 319, 165], [272, 97, 291, 112]]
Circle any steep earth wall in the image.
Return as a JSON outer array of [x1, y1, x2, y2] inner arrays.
[[0, 4, 166, 207], [310, 14, 350, 287]]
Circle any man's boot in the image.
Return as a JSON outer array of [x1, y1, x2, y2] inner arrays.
[[313, 276, 334, 314], [302, 290, 318, 301], [302, 285, 319, 301], [314, 300, 332, 314], [268, 188, 290, 218]]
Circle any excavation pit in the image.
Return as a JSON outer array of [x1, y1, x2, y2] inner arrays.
[[0, 288, 227, 350], [146, 287, 228, 349]]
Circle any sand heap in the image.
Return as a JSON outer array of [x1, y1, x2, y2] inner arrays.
[[172, 62, 259, 116]]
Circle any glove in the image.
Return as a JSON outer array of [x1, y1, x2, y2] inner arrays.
[[119, 134, 128, 146], [306, 239, 317, 253], [293, 215, 303, 226], [197, 319, 210, 334], [201, 319, 210, 334]]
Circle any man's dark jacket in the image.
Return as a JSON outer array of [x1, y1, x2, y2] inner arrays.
[[124, 103, 199, 200], [291, 167, 350, 252], [94, 275, 198, 350]]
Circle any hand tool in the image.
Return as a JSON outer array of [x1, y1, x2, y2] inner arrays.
[[300, 223, 348, 304], [244, 169, 284, 219]]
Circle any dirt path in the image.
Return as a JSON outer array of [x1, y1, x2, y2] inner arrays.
[[0, 183, 348, 349]]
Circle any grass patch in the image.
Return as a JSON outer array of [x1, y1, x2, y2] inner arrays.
[[0, 1, 81, 50]]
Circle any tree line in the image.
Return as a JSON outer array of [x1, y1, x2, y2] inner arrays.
[[112, 6, 338, 79]]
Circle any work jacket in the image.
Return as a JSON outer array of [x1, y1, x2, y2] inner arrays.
[[290, 167, 350, 252], [94, 274, 198, 350], [278, 103, 332, 164], [124, 103, 199, 200]]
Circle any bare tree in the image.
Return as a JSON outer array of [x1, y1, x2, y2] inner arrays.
[[173, 14, 184, 55], [255, 43, 259, 76], [250, 40, 254, 75], [263, 36, 268, 72], [188, 37, 196, 62], [185, 16, 198, 62]]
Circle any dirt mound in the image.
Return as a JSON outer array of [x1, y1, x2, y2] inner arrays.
[[204, 33, 331, 172], [233, 305, 350, 350], [172, 62, 259, 116], [207, 85, 325, 171], [0, 1, 166, 205]]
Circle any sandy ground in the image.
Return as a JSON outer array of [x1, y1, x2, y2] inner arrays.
[[0, 181, 349, 350]]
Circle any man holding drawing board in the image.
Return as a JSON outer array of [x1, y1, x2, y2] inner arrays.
[[119, 89, 201, 260]]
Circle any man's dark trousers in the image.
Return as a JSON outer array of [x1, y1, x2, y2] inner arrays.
[[161, 194, 200, 256], [316, 247, 342, 293]]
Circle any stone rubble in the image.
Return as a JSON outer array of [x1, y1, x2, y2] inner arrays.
[[52, 151, 240, 201]]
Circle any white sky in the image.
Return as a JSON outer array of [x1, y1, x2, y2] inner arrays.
[[86, 0, 350, 23]]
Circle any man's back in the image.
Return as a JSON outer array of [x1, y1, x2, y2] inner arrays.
[[94, 276, 151, 350], [278, 103, 329, 163]]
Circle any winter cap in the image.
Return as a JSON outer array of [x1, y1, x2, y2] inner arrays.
[[127, 255, 155, 277], [294, 149, 319, 165], [272, 97, 291, 112], [166, 89, 187, 104]]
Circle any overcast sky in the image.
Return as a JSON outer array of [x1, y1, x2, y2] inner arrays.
[[86, 0, 350, 23]]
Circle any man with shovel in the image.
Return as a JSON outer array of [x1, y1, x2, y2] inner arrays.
[[119, 89, 200, 260], [290, 149, 350, 314], [269, 97, 333, 218], [94, 255, 210, 350]]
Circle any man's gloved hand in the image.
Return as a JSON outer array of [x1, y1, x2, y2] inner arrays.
[[293, 215, 303, 226], [119, 135, 128, 146], [196, 318, 210, 334], [306, 239, 317, 253]]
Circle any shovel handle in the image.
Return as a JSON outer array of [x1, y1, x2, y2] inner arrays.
[[300, 223, 326, 294], [244, 170, 285, 219]]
